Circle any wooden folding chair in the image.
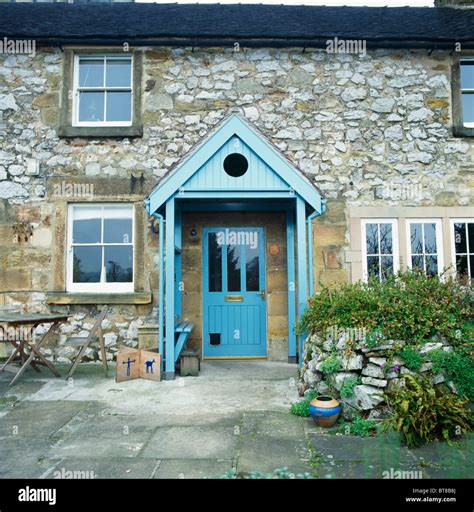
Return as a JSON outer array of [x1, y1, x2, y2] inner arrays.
[[65, 306, 108, 379]]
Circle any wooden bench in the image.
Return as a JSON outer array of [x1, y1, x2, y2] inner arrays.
[[174, 322, 195, 363]]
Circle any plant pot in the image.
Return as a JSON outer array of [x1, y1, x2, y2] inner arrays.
[[309, 396, 341, 427]]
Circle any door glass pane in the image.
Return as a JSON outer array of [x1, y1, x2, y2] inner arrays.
[[424, 223, 437, 254], [73, 246, 101, 283], [468, 223, 474, 253], [367, 256, 379, 280], [106, 59, 131, 87], [365, 224, 378, 254], [105, 246, 133, 283], [410, 223, 423, 254], [208, 233, 222, 292], [379, 224, 393, 255], [227, 244, 241, 292], [245, 238, 260, 292], [72, 206, 102, 243], [106, 91, 132, 122], [79, 59, 104, 87], [454, 223, 467, 254], [78, 91, 104, 122]]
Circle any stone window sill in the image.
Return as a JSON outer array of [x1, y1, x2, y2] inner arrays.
[[46, 292, 152, 305], [453, 125, 474, 138], [57, 125, 143, 138]]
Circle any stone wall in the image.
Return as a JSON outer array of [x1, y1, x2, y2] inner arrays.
[[299, 332, 458, 420], [0, 46, 473, 361]]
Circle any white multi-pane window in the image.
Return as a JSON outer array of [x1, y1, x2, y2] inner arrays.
[[362, 220, 399, 282], [460, 59, 474, 127], [67, 204, 134, 293], [73, 55, 132, 126], [451, 219, 474, 284], [406, 220, 443, 277]]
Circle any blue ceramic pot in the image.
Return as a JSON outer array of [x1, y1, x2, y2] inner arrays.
[[309, 396, 341, 427]]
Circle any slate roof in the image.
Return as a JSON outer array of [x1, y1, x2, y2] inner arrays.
[[0, 3, 473, 48]]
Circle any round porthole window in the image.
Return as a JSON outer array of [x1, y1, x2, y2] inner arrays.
[[223, 153, 248, 178]]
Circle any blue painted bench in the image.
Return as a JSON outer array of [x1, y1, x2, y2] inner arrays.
[[174, 322, 195, 363]]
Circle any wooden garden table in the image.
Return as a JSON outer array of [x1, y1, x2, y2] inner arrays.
[[0, 313, 70, 386]]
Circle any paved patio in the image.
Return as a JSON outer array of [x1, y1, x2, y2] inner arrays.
[[0, 361, 471, 479]]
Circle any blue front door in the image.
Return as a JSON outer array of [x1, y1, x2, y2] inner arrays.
[[202, 227, 267, 358]]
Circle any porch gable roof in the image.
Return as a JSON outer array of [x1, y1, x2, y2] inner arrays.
[[146, 114, 323, 215]]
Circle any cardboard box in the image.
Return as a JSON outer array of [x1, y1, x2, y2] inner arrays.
[[116, 347, 139, 382], [139, 349, 161, 381]]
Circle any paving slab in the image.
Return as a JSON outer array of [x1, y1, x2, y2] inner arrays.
[[154, 459, 233, 479], [0, 438, 58, 479], [47, 435, 147, 459], [144, 425, 238, 460], [240, 410, 305, 439], [237, 434, 311, 475], [236, 411, 312, 475], [0, 400, 91, 439], [308, 432, 415, 465], [39, 457, 161, 479]]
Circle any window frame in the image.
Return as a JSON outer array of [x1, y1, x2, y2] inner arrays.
[[59, 48, 143, 138], [66, 203, 135, 293], [450, 218, 474, 284], [460, 58, 474, 128], [73, 54, 133, 128], [406, 219, 444, 277], [452, 55, 474, 137], [361, 219, 399, 283]]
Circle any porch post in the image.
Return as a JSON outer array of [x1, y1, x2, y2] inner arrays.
[[165, 198, 176, 380], [286, 209, 297, 364], [296, 196, 308, 364], [175, 205, 182, 322]]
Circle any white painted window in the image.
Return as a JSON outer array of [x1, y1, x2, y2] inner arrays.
[[73, 55, 133, 127], [451, 219, 474, 284], [361, 219, 399, 282], [67, 204, 134, 293], [460, 59, 474, 128], [406, 219, 444, 277]]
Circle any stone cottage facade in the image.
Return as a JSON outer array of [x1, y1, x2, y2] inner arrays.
[[0, 3, 473, 377]]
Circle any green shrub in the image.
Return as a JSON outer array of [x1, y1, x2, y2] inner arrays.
[[335, 416, 378, 437], [382, 374, 473, 447], [290, 390, 318, 417], [339, 376, 361, 398], [319, 354, 342, 375], [428, 348, 474, 401], [299, 271, 473, 354], [397, 347, 423, 372]]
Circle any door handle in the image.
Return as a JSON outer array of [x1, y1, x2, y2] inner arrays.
[[259, 290, 266, 301]]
